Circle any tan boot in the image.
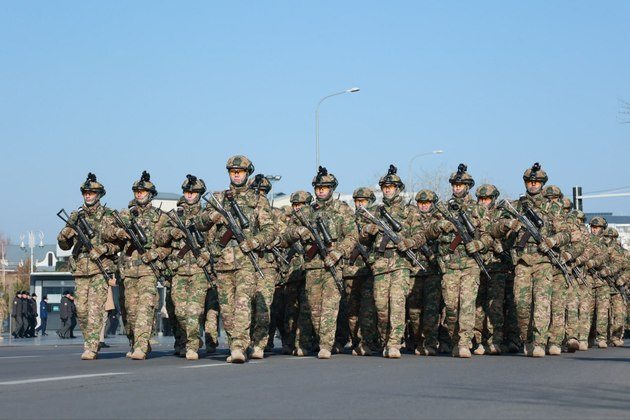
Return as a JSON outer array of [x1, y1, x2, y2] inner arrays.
[[81, 350, 97, 360], [566, 338, 579, 353], [387, 347, 401, 359], [185, 350, 199, 360], [547, 345, 562, 356], [294, 348, 308, 357], [458, 346, 471, 358], [230, 349, 246, 363], [532, 346, 545, 358], [611, 338, 624, 347], [473, 345, 486, 355], [131, 349, 147, 360], [317, 349, 332, 359], [250, 347, 264, 360], [487, 344, 501, 355], [125, 351, 133, 359], [382, 348, 389, 358], [597, 340, 608, 349], [578, 341, 588, 351]]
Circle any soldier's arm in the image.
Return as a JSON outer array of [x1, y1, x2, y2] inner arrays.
[[404, 207, 426, 249], [57, 211, 79, 250], [335, 202, 359, 258], [154, 219, 177, 246], [253, 196, 278, 249]]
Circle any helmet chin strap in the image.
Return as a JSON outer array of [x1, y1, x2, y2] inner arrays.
[[84, 197, 100, 207]]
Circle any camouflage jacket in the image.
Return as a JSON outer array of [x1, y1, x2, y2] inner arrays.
[[411, 207, 442, 276], [197, 184, 277, 272], [359, 195, 425, 276], [478, 204, 514, 269], [155, 198, 210, 276], [285, 197, 358, 271], [427, 194, 493, 270], [57, 203, 119, 277], [342, 211, 372, 278], [103, 201, 170, 279]]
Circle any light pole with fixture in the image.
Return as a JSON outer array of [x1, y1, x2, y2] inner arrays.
[[407, 150, 444, 194]]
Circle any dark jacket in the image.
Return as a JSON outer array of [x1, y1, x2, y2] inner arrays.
[[40, 300, 48, 319], [11, 297, 21, 317], [60, 296, 71, 320], [28, 298, 37, 318]]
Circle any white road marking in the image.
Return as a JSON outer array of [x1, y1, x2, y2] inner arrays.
[[285, 356, 316, 360], [0, 372, 129, 385], [0, 356, 42, 360], [180, 361, 263, 369]]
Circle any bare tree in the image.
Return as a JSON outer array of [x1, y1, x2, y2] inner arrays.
[[619, 98, 630, 124], [412, 163, 452, 202]]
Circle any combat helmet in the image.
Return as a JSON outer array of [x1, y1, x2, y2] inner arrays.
[[290, 190, 313, 205], [80, 173, 106, 197], [475, 184, 500, 200], [449, 164, 475, 187], [378, 165, 405, 190], [250, 174, 272, 194], [226, 155, 255, 175], [603, 227, 619, 238], [132, 171, 158, 197], [542, 185, 563, 199], [415, 189, 438, 203], [522, 162, 548, 185], [181, 174, 207, 194], [353, 187, 376, 204], [589, 216, 608, 228], [562, 197, 573, 211], [572, 209, 585, 223], [312, 166, 338, 190]]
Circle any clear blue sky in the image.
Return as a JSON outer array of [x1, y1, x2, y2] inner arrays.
[[1, 2, 629, 244]]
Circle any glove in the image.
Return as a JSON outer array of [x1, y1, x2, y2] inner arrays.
[[361, 224, 380, 236], [141, 249, 160, 264], [89, 245, 107, 261], [294, 226, 312, 242], [239, 238, 260, 253], [561, 251, 573, 263], [396, 238, 415, 252], [437, 220, 455, 234], [465, 240, 484, 255], [171, 228, 186, 240], [196, 250, 212, 268], [115, 228, 130, 240], [599, 268, 612, 277], [585, 259, 596, 269], [324, 249, 343, 268], [574, 255, 587, 266], [505, 219, 521, 232], [60, 227, 75, 240], [203, 211, 225, 225], [107, 277, 118, 287], [538, 236, 556, 254]]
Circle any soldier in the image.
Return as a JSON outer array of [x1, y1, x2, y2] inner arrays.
[[427, 164, 492, 358], [408, 189, 442, 356], [359, 165, 424, 358], [196, 156, 276, 363], [104, 171, 169, 360], [588, 217, 613, 349], [203, 281, 220, 355], [285, 166, 357, 359], [155, 174, 213, 360], [473, 184, 510, 355], [602, 227, 626, 347], [57, 173, 119, 360], [343, 187, 379, 356]]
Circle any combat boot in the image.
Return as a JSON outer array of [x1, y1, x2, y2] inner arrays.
[[487, 344, 501, 355], [473, 345, 486, 355], [611, 338, 624, 347], [597, 340, 608, 349], [229, 349, 246, 363], [125, 351, 133, 358], [130, 349, 147, 360], [547, 345, 562, 356], [332, 342, 345, 354], [566, 338, 580, 353], [532, 346, 546, 358], [352, 343, 371, 356], [281, 344, 293, 355], [294, 348, 308, 357], [507, 342, 520, 353], [387, 347, 401, 359], [578, 341, 588, 351], [185, 350, 199, 360], [457, 346, 471, 358], [250, 346, 264, 359], [317, 349, 332, 359], [205, 345, 217, 355], [81, 350, 97, 360]]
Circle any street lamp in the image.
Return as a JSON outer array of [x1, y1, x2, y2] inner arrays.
[[315, 87, 360, 170], [20, 231, 44, 274], [265, 175, 282, 207], [407, 150, 444, 195]]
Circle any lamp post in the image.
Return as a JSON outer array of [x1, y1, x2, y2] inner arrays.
[[315, 87, 360, 170], [407, 150, 444, 195], [265, 175, 282, 207], [20, 231, 44, 274]]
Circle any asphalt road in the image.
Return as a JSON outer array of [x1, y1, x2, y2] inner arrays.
[[0, 339, 628, 419]]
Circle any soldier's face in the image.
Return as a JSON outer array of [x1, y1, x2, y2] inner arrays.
[[229, 169, 247, 186], [83, 191, 98, 206], [525, 181, 542, 194], [591, 226, 603, 235], [417, 201, 433, 213], [354, 198, 369, 208], [184, 191, 199, 204], [381, 184, 397, 199], [134, 190, 150, 201], [315, 186, 332, 200], [292, 203, 305, 211], [477, 197, 492, 208], [452, 183, 467, 197]]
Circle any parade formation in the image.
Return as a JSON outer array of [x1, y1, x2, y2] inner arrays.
[[53, 157, 629, 362]]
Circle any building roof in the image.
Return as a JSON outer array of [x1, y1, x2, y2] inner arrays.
[[585, 213, 630, 225]]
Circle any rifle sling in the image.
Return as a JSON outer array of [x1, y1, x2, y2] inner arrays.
[[449, 234, 462, 252]]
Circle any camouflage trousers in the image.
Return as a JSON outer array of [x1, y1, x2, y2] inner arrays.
[[593, 285, 611, 342], [576, 281, 594, 343], [408, 273, 441, 351], [250, 268, 278, 350], [548, 272, 569, 347], [164, 285, 184, 352], [344, 274, 379, 350], [171, 273, 207, 352], [474, 268, 507, 347], [296, 268, 341, 352], [74, 274, 109, 353], [122, 275, 158, 353], [442, 265, 480, 349], [564, 280, 580, 342], [502, 273, 519, 347], [268, 284, 286, 348], [374, 268, 411, 350], [216, 267, 256, 351], [514, 261, 552, 347], [203, 285, 220, 349], [610, 293, 625, 341], [284, 271, 305, 351]]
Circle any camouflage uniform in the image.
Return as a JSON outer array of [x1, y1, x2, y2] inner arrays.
[[408, 190, 442, 356], [57, 174, 119, 359], [586, 218, 613, 348], [603, 228, 627, 346], [203, 282, 220, 353], [155, 175, 213, 359], [427, 165, 492, 357], [103, 172, 169, 358], [285, 167, 358, 359], [196, 156, 276, 363]]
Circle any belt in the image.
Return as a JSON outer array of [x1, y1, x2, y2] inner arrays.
[[375, 249, 396, 259]]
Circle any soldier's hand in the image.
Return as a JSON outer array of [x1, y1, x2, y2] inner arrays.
[[561, 251, 573, 263], [60, 227, 76, 240], [599, 267, 612, 277], [361, 224, 380, 236], [574, 255, 587, 266], [324, 249, 343, 268], [396, 238, 415, 252], [205, 211, 225, 225], [538, 236, 556, 253], [437, 220, 455, 234], [141, 249, 160, 264], [115, 228, 130, 240], [171, 228, 186, 240], [107, 276, 118, 287], [197, 250, 212, 268], [294, 226, 312, 242], [585, 259, 596, 269], [89, 245, 107, 261], [505, 219, 521, 232], [240, 238, 260, 253], [465, 240, 484, 255]]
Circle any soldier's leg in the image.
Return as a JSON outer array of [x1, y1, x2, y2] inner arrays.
[[610, 294, 624, 345], [334, 284, 350, 352], [474, 274, 488, 348], [251, 268, 277, 351], [386, 269, 411, 351], [407, 275, 424, 353], [372, 272, 392, 348], [74, 277, 90, 334], [513, 263, 534, 346], [441, 268, 461, 349], [577, 282, 593, 346], [303, 269, 325, 348], [531, 263, 553, 350], [131, 276, 158, 354], [228, 267, 256, 352], [267, 283, 286, 349], [421, 274, 441, 352], [171, 274, 191, 349], [318, 271, 342, 353], [344, 278, 361, 348], [165, 285, 183, 354], [595, 285, 610, 345], [359, 274, 380, 351], [503, 272, 520, 350], [487, 271, 506, 350], [123, 278, 139, 350], [204, 285, 220, 351], [84, 276, 109, 354], [565, 282, 579, 343], [547, 273, 568, 351], [458, 266, 481, 351], [182, 274, 207, 353], [283, 280, 300, 351], [294, 278, 314, 353]]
